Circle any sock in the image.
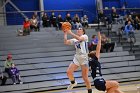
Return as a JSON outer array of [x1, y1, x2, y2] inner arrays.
[[88, 89, 92, 93], [70, 79, 75, 84]]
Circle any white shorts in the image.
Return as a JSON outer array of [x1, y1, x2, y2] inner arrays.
[[73, 54, 88, 66]]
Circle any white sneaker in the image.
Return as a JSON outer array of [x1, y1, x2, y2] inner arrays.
[[20, 82, 23, 84], [67, 81, 77, 90], [13, 83, 16, 85]]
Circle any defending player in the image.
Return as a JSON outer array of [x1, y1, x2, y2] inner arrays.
[[88, 32, 124, 93]]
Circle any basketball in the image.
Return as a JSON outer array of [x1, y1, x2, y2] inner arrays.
[[62, 22, 71, 32]]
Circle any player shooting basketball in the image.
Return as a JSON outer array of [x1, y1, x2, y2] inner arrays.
[[63, 24, 92, 93]]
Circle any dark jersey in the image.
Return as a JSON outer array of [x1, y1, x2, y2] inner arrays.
[[89, 55, 106, 91], [89, 55, 102, 79]]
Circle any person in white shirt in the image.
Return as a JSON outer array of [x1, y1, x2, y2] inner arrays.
[[64, 28, 92, 93]]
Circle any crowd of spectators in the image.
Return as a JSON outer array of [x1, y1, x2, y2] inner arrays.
[[18, 12, 89, 36], [120, 13, 139, 41], [97, 7, 138, 42], [41, 12, 89, 30]]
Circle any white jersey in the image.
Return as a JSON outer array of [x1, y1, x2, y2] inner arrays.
[[70, 34, 89, 55]]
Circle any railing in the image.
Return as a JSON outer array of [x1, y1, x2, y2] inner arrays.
[[1, 8, 140, 26]]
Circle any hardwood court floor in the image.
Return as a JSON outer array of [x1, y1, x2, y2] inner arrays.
[[37, 81, 140, 93]]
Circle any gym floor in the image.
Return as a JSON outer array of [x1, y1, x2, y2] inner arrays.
[[37, 81, 140, 93]]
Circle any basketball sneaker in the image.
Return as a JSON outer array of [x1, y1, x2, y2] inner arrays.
[[67, 81, 77, 90]]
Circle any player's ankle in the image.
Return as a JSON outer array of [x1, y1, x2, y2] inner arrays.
[[70, 79, 75, 84]]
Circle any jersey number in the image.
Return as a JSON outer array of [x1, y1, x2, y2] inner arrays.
[[76, 44, 81, 49]]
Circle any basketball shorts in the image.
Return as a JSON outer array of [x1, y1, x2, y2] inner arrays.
[[94, 77, 106, 91], [73, 54, 88, 66]]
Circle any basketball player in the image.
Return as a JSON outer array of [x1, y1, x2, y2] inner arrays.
[[63, 28, 92, 93], [88, 32, 124, 93]]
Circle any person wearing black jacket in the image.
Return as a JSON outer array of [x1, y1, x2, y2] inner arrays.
[[111, 8, 119, 23], [57, 14, 63, 30], [42, 13, 50, 27], [65, 13, 72, 24], [50, 12, 57, 27], [0, 68, 7, 86]]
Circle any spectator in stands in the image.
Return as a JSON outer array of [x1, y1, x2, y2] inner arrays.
[[128, 15, 134, 25], [88, 32, 124, 93], [89, 35, 98, 52], [50, 12, 57, 27], [23, 18, 30, 35], [111, 8, 119, 24], [42, 12, 50, 27], [124, 21, 135, 39], [9, 63, 23, 85], [101, 34, 115, 52], [33, 11, 40, 26], [4, 54, 14, 77], [98, 10, 104, 20], [134, 16, 140, 30], [98, 10, 106, 24], [125, 17, 129, 26], [81, 15, 89, 28], [65, 13, 72, 24], [0, 67, 7, 86], [33, 11, 39, 20], [57, 14, 63, 30], [72, 14, 82, 29], [30, 15, 40, 31]]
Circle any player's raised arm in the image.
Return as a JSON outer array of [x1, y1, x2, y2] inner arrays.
[[96, 32, 101, 59], [67, 30, 85, 41], [64, 32, 72, 45]]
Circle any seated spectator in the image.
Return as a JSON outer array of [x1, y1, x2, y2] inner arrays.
[[111, 8, 119, 24], [0, 67, 7, 86], [125, 17, 129, 26], [124, 21, 135, 39], [65, 13, 72, 24], [72, 14, 82, 29], [134, 16, 140, 30], [33, 11, 40, 27], [4, 54, 14, 77], [57, 14, 63, 30], [9, 63, 23, 85], [42, 12, 50, 27], [98, 10, 106, 24], [30, 15, 40, 31], [50, 12, 57, 27], [101, 34, 115, 52], [81, 15, 89, 28], [128, 15, 134, 26], [89, 35, 98, 52], [23, 18, 30, 35], [33, 11, 39, 20]]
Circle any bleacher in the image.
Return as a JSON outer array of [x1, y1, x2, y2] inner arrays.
[[0, 25, 140, 93]]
